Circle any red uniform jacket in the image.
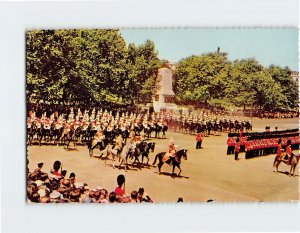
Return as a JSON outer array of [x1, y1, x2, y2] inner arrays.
[[196, 133, 202, 142]]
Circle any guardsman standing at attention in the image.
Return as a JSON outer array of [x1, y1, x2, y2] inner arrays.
[[234, 138, 240, 161], [196, 132, 203, 149]]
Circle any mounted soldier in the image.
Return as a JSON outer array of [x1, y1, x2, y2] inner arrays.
[[166, 138, 176, 164]]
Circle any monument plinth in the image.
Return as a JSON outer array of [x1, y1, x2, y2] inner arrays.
[[153, 63, 178, 112]]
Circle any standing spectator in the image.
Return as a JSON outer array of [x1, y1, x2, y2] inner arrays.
[[195, 132, 203, 149], [115, 174, 125, 196], [234, 138, 240, 161]]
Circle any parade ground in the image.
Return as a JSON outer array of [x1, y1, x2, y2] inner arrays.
[[27, 117, 299, 202]]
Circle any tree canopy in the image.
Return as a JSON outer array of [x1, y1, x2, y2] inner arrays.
[[174, 53, 298, 111], [26, 29, 298, 111]]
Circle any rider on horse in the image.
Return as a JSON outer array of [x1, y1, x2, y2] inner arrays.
[[167, 138, 176, 164], [114, 134, 123, 153], [284, 140, 293, 165]]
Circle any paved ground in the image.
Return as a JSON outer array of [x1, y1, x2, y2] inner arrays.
[[27, 117, 299, 202]]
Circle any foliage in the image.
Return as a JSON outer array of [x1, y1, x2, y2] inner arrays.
[[126, 40, 160, 103], [174, 54, 297, 111], [26, 30, 298, 111]]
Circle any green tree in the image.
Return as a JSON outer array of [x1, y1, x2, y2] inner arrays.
[[267, 65, 299, 109], [174, 52, 230, 105], [126, 39, 160, 103], [26, 29, 129, 105]]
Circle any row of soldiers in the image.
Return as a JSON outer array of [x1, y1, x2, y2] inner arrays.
[[227, 135, 300, 159], [27, 107, 251, 133], [27, 108, 167, 145]]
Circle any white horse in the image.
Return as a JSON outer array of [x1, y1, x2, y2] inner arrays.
[[113, 142, 134, 171], [104, 144, 120, 167]]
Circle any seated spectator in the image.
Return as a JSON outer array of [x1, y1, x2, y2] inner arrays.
[[69, 188, 81, 203], [177, 197, 183, 202], [137, 188, 153, 203], [99, 189, 109, 203], [34, 162, 44, 174], [109, 192, 117, 203], [68, 172, 76, 187], [50, 160, 62, 178], [130, 191, 138, 203], [31, 193, 40, 203], [38, 187, 50, 203]]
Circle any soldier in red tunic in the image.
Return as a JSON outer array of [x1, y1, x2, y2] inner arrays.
[[234, 138, 240, 161], [195, 132, 203, 149], [167, 138, 176, 164]]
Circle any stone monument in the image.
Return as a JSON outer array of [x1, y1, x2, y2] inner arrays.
[[153, 62, 178, 112]]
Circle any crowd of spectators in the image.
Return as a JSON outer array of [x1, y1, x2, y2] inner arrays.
[[27, 160, 183, 203]]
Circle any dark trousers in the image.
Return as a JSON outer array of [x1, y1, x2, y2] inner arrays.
[[227, 146, 234, 154], [234, 151, 239, 160], [196, 141, 202, 149]]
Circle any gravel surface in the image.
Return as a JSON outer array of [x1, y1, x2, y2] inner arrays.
[[27, 117, 299, 202]]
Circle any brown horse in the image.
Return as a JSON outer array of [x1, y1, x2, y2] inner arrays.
[[273, 153, 300, 176], [152, 149, 188, 176]]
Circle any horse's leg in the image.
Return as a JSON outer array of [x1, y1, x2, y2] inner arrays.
[[177, 164, 182, 176], [111, 153, 117, 169], [291, 165, 295, 176], [141, 154, 144, 164], [121, 157, 127, 171], [273, 157, 278, 172], [293, 164, 297, 176], [289, 165, 292, 177], [276, 160, 281, 173], [172, 164, 175, 176], [158, 162, 163, 173], [89, 149, 93, 157]]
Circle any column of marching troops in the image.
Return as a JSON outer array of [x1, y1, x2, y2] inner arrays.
[[27, 106, 253, 143], [27, 107, 160, 143], [227, 129, 300, 159]]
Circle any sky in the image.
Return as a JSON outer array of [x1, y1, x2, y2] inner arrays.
[[120, 28, 299, 71]]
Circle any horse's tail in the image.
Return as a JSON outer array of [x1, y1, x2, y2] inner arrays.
[[152, 154, 159, 165], [152, 153, 162, 165]]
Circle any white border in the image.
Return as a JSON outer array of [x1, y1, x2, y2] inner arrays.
[[0, 1, 299, 233]]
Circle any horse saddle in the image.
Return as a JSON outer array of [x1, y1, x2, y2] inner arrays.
[[162, 153, 174, 163], [162, 153, 169, 163]]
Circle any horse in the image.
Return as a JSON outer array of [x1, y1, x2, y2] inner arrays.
[[152, 149, 188, 176], [59, 127, 74, 149], [103, 144, 122, 166], [140, 142, 155, 164], [153, 123, 162, 138], [87, 138, 108, 157], [245, 121, 252, 132], [161, 125, 168, 138], [27, 122, 36, 146], [144, 127, 153, 139], [128, 142, 143, 166], [114, 142, 134, 171], [273, 153, 300, 176]]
